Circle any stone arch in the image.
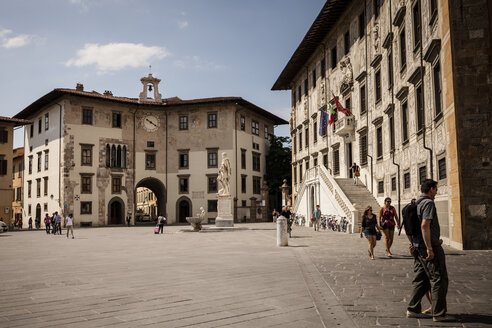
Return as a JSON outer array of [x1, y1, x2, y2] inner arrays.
[[176, 196, 192, 224], [108, 196, 125, 225], [136, 177, 166, 218]]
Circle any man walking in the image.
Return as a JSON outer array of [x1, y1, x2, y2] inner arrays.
[[313, 205, 321, 231], [349, 162, 360, 185], [157, 215, 166, 234], [126, 213, 131, 227], [55, 212, 62, 235], [65, 214, 74, 239], [44, 213, 51, 234], [406, 179, 454, 322]]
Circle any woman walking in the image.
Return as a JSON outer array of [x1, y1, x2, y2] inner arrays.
[[360, 206, 380, 259], [378, 197, 399, 257]]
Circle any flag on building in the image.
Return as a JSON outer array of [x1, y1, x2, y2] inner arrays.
[[319, 109, 328, 136], [328, 103, 336, 126], [332, 93, 352, 116]]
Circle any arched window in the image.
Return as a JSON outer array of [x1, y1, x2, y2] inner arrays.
[[106, 144, 110, 167], [111, 145, 116, 168], [117, 145, 122, 168], [122, 145, 127, 168]]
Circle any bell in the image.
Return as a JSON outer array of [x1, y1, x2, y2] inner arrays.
[[148, 84, 153, 92]]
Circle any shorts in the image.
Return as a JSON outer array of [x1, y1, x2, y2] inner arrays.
[[383, 225, 395, 231], [364, 232, 377, 237]]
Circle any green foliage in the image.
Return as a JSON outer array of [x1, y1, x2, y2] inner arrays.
[[265, 135, 292, 194]]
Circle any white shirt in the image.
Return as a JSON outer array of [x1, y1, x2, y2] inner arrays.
[[66, 216, 73, 226]]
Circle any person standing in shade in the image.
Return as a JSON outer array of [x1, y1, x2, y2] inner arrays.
[[44, 213, 51, 234], [313, 205, 321, 231], [126, 213, 131, 227], [65, 214, 74, 239], [28, 217, 33, 230], [157, 215, 166, 234], [407, 179, 454, 322], [349, 162, 360, 185]]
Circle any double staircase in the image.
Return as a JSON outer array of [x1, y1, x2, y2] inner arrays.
[[292, 166, 381, 233]]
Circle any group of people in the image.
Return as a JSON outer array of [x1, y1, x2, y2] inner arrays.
[[43, 212, 75, 238]]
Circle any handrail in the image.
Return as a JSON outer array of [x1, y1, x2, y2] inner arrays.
[[318, 165, 356, 214]]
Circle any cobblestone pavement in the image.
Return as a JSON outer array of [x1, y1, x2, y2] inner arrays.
[[0, 223, 491, 327]]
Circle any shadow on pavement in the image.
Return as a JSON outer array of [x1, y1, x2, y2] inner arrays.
[[289, 236, 312, 239], [458, 313, 492, 325], [288, 245, 309, 248]]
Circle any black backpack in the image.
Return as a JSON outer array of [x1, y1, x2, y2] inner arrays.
[[402, 202, 421, 237]]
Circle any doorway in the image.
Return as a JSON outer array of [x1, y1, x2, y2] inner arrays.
[[108, 197, 124, 224], [347, 142, 353, 178], [176, 197, 191, 223]]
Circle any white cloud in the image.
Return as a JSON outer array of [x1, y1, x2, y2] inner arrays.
[[177, 20, 189, 29], [65, 43, 170, 73], [174, 56, 225, 71], [70, 0, 81, 3], [0, 29, 12, 38], [3, 34, 32, 48]]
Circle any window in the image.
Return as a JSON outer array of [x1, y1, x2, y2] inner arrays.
[[36, 178, 41, 197], [28, 181, 32, 198], [391, 177, 396, 191], [375, 69, 381, 103], [416, 84, 424, 132], [312, 69, 316, 88], [433, 60, 442, 117], [208, 113, 217, 128], [145, 153, 156, 170], [344, 31, 350, 55], [321, 58, 326, 78], [253, 176, 261, 194], [358, 11, 365, 39], [305, 127, 309, 148], [81, 202, 92, 215], [240, 116, 245, 130], [323, 154, 328, 169], [376, 126, 383, 159], [264, 125, 269, 139], [179, 115, 188, 130], [43, 177, 48, 196], [112, 176, 122, 193], [207, 175, 217, 193], [44, 113, 49, 131], [241, 175, 247, 193], [388, 50, 394, 88], [378, 180, 384, 194], [30, 124, 33, 138], [179, 177, 189, 193], [252, 152, 261, 171], [345, 97, 351, 112], [331, 46, 337, 69], [106, 145, 111, 167], [82, 108, 93, 125], [304, 79, 308, 96], [293, 166, 297, 184], [18, 163, 22, 178], [298, 85, 302, 102], [292, 91, 296, 106], [333, 148, 340, 175], [402, 101, 409, 143], [313, 122, 317, 143], [44, 203, 48, 211], [112, 112, 121, 128], [179, 152, 189, 169], [252, 142, 259, 150], [360, 133, 368, 166], [147, 141, 154, 148], [38, 119, 42, 134], [293, 135, 297, 154], [360, 85, 366, 114], [430, 0, 438, 23], [251, 120, 259, 136], [81, 145, 92, 166], [28, 205, 31, 215], [16, 187, 21, 201], [28, 156, 32, 174], [37, 153, 41, 172], [314, 158, 318, 166], [418, 166, 428, 186], [44, 151, 49, 170], [241, 149, 246, 169], [400, 28, 407, 70], [81, 175, 92, 194], [389, 116, 395, 151], [299, 163, 303, 181], [299, 131, 302, 150], [412, 1, 421, 50], [208, 200, 218, 212], [208, 151, 218, 168], [305, 159, 310, 171], [374, 0, 381, 19], [12, 162, 15, 179], [404, 172, 411, 189], [438, 157, 447, 180]]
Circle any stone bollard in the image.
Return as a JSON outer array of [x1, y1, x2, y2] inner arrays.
[[277, 216, 288, 247]]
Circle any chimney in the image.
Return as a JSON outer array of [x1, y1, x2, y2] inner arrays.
[[103, 90, 113, 96], [76, 83, 84, 91]]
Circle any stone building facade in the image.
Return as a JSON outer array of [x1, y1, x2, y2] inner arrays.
[[15, 75, 287, 226], [272, 0, 491, 249], [12, 147, 24, 226]]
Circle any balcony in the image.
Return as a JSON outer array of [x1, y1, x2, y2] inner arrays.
[[334, 116, 355, 136]]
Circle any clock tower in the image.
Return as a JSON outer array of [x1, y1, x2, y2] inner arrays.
[[138, 73, 162, 103]]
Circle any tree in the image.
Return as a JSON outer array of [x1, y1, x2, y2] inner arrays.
[[265, 135, 292, 214]]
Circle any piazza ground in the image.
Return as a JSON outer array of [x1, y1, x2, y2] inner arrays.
[[0, 223, 491, 327]]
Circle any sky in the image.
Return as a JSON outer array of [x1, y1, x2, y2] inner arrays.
[[0, 0, 326, 148]]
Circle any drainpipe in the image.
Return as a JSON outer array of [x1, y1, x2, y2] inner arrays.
[[165, 110, 168, 217], [320, 41, 331, 174], [364, 0, 374, 194], [55, 103, 62, 212], [418, 0, 433, 179]]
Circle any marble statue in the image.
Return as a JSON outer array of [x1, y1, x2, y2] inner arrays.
[[197, 206, 205, 219], [217, 152, 231, 196]]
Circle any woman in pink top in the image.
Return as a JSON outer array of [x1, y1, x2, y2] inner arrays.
[[378, 198, 399, 257]]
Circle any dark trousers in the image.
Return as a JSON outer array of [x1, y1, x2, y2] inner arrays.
[[408, 245, 448, 317], [46, 224, 50, 234], [52, 223, 56, 234], [158, 224, 164, 234], [57, 223, 62, 234]]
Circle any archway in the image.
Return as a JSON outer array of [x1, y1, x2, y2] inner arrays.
[[108, 197, 124, 225], [135, 177, 166, 223], [36, 204, 41, 221], [176, 196, 192, 224], [309, 186, 315, 218]]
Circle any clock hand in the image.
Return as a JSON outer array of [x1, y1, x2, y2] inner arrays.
[[146, 118, 157, 127]]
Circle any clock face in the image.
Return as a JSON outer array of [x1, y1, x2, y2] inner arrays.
[[143, 114, 160, 132]]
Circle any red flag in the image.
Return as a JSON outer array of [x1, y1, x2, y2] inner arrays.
[[328, 103, 336, 126], [332, 93, 352, 116]]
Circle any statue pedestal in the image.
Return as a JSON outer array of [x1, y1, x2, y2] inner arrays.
[[216, 195, 234, 227]]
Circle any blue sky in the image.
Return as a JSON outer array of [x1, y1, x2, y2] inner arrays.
[[0, 0, 325, 148]]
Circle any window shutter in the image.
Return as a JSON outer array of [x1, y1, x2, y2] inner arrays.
[[1, 160, 7, 175], [1, 130, 7, 143]]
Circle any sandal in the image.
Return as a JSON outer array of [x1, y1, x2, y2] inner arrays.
[[422, 307, 432, 315]]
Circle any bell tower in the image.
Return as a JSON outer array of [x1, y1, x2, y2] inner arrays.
[[139, 73, 162, 103]]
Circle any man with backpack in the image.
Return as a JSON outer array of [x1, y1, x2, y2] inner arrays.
[[405, 179, 455, 322]]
